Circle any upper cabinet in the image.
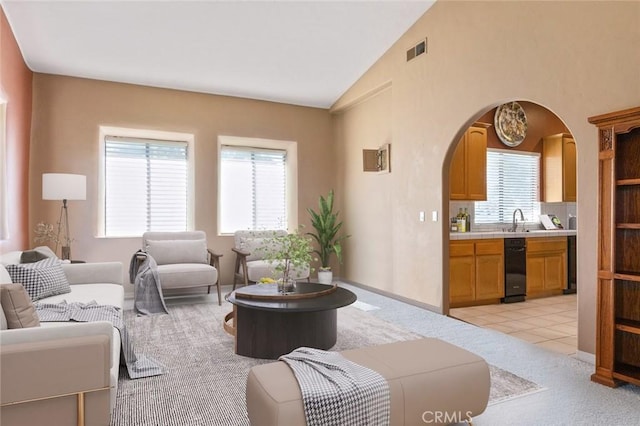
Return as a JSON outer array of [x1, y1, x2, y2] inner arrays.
[[450, 124, 490, 200], [543, 133, 577, 202]]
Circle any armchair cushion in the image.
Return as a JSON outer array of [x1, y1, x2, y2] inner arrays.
[[5, 258, 71, 302], [156, 263, 218, 289], [0, 284, 40, 329], [235, 230, 288, 262], [145, 239, 208, 265], [246, 260, 310, 283]]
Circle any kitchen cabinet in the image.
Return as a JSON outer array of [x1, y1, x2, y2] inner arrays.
[[589, 106, 640, 388], [526, 237, 567, 298], [450, 239, 504, 307], [543, 133, 577, 202], [450, 124, 490, 201]]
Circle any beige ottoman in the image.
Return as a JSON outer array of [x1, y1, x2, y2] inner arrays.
[[246, 338, 490, 426]]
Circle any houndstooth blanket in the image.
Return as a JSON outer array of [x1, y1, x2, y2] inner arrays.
[[129, 250, 168, 316], [36, 300, 164, 379], [279, 347, 390, 426]]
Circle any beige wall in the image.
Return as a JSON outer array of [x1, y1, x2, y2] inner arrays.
[[0, 7, 32, 253], [332, 1, 640, 355], [29, 74, 335, 294]]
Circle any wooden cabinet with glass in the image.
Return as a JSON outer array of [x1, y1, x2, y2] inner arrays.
[[450, 123, 490, 201], [450, 239, 504, 307], [589, 106, 640, 388], [543, 133, 577, 202], [526, 237, 567, 298]]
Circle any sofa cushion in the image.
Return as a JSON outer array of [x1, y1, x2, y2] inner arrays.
[[0, 264, 12, 283], [5, 258, 71, 302], [0, 251, 22, 266], [1, 266, 13, 330], [145, 239, 208, 265], [1, 283, 41, 329], [41, 283, 125, 310]]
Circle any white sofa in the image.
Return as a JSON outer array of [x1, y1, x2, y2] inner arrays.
[[0, 249, 124, 426]]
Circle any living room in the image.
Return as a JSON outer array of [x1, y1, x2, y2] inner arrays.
[[2, 1, 640, 425]]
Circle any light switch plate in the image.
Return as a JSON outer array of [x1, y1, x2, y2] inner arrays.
[[419, 211, 425, 222], [432, 211, 438, 222]]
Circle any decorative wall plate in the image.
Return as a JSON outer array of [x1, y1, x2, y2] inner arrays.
[[494, 102, 527, 147]]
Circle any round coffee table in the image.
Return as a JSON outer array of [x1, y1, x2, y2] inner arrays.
[[225, 282, 356, 359]]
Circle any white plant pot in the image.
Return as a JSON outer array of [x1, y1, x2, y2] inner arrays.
[[317, 270, 333, 284]]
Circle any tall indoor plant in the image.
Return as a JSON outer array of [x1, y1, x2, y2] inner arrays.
[[307, 190, 350, 284]]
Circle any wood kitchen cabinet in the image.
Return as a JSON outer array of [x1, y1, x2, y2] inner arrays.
[[543, 133, 577, 202], [526, 237, 567, 298], [450, 124, 490, 201], [450, 239, 504, 307], [589, 106, 640, 388]]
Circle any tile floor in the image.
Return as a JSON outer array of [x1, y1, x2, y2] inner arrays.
[[449, 293, 577, 356]]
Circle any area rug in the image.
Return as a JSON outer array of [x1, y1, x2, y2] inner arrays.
[[111, 302, 543, 426]]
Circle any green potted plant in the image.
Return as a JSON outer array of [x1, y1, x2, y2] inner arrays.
[[307, 190, 350, 284], [259, 229, 314, 293]]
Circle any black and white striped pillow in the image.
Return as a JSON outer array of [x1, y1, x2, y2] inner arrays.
[[6, 257, 71, 301]]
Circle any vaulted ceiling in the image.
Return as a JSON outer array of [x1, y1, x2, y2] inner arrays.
[[1, 1, 434, 108]]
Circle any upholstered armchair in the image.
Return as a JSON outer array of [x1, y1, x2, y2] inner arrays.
[[232, 230, 310, 290], [136, 231, 223, 305]]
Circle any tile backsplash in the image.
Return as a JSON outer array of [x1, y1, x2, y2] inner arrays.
[[450, 201, 577, 232]]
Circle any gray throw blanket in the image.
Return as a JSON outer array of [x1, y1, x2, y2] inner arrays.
[[129, 250, 168, 316], [36, 300, 164, 379], [279, 347, 390, 426]]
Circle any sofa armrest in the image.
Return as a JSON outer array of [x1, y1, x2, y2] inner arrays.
[[1, 322, 112, 405], [61, 262, 123, 285]]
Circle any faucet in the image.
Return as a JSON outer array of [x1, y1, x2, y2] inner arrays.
[[511, 209, 525, 232]]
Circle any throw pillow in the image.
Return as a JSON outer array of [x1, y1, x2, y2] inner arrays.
[[145, 239, 208, 265], [20, 249, 49, 264], [0, 283, 41, 328], [5, 257, 71, 301]]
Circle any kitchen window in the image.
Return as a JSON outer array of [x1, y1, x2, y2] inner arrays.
[[218, 136, 298, 235], [99, 127, 194, 237], [475, 149, 540, 224]]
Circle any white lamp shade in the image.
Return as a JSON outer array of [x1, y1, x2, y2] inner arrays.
[[42, 173, 87, 201]]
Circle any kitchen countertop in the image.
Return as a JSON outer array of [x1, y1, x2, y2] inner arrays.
[[450, 229, 577, 240]]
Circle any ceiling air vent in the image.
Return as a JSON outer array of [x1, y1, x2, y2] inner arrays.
[[406, 37, 427, 62]]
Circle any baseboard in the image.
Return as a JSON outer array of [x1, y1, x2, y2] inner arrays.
[[576, 350, 595, 365], [337, 278, 443, 314]]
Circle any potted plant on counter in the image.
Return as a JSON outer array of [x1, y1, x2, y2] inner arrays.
[[307, 190, 350, 284]]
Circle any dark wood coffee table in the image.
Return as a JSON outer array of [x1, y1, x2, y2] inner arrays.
[[225, 282, 356, 359]]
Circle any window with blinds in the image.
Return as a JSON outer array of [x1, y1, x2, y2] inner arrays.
[[219, 145, 287, 233], [104, 136, 189, 237], [475, 149, 541, 224]]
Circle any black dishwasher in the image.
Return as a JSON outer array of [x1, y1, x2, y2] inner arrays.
[[503, 238, 526, 303]]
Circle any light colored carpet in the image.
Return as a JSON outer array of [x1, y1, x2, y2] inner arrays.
[[111, 301, 543, 426]]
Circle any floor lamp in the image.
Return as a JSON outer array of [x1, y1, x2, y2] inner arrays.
[[42, 173, 86, 260]]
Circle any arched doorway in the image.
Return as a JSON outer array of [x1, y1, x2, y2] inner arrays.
[[443, 100, 579, 357]]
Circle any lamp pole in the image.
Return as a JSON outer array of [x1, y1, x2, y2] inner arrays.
[[61, 198, 71, 260]]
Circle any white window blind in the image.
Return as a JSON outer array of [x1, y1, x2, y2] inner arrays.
[[475, 149, 540, 224], [104, 136, 188, 237], [220, 145, 287, 233]]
